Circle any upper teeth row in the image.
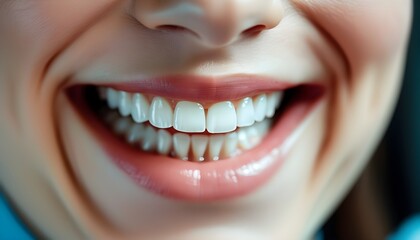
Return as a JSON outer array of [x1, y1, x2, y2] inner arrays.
[[100, 87, 283, 134]]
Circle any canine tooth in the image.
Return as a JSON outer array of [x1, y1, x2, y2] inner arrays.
[[118, 91, 132, 117], [254, 94, 267, 122], [173, 133, 191, 160], [131, 93, 149, 123], [191, 135, 209, 162], [207, 101, 237, 133], [222, 132, 238, 158], [125, 124, 145, 144], [266, 92, 282, 118], [141, 126, 157, 151], [174, 101, 205, 133], [157, 130, 172, 155], [209, 135, 224, 161], [236, 97, 255, 127], [113, 118, 131, 135], [149, 97, 173, 128], [106, 88, 119, 109]]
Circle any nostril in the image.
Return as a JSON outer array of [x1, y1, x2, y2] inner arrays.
[[156, 25, 198, 37], [156, 25, 186, 31], [242, 25, 267, 37]]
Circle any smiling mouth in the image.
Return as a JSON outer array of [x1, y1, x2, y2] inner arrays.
[[95, 86, 281, 162], [67, 75, 325, 200]]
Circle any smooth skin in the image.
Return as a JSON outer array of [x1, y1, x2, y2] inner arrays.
[[0, 1, 412, 239]]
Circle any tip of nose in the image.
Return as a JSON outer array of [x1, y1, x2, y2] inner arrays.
[[132, 1, 283, 49]]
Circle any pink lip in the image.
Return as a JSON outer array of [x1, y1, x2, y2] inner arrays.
[[103, 74, 294, 102], [67, 75, 324, 201]]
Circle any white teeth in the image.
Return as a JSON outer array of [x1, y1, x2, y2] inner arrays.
[[173, 133, 191, 160], [207, 101, 237, 133], [156, 130, 172, 155], [142, 126, 157, 151], [149, 97, 173, 128], [125, 124, 145, 144], [174, 101, 206, 133], [209, 135, 224, 161], [238, 124, 260, 149], [102, 87, 282, 161], [266, 92, 283, 118], [238, 129, 252, 150], [237, 121, 269, 150], [256, 118, 270, 134], [191, 135, 209, 161], [222, 132, 239, 158], [131, 93, 149, 123], [243, 125, 260, 149], [253, 94, 267, 122], [118, 91, 132, 117], [107, 109, 272, 161], [113, 118, 131, 135], [106, 88, 119, 109], [103, 88, 283, 133], [236, 97, 255, 127]]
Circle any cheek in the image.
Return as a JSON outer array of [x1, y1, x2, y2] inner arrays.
[[0, 1, 117, 70], [294, 0, 412, 64]]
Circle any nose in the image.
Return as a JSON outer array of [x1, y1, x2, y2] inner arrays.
[[131, 0, 282, 48]]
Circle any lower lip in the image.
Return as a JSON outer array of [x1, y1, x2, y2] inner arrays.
[[68, 86, 324, 201]]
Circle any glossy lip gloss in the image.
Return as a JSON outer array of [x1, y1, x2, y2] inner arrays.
[[67, 75, 325, 201]]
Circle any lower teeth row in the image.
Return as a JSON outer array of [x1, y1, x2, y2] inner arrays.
[[103, 111, 272, 162]]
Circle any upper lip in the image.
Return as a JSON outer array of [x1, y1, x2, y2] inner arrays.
[[88, 74, 296, 102]]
